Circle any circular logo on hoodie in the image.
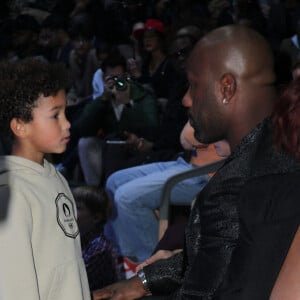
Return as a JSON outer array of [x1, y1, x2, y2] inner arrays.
[[56, 193, 79, 238]]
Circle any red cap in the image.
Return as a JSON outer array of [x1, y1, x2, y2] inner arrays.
[[144, 19, 166, 34]]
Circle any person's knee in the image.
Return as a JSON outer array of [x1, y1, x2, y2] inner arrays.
[[114, 185, 138, 208], [78, 136, 99, 151], [105, 172, 119, 195]]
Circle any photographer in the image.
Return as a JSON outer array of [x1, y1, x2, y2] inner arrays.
[[71, 51, 160, 186]]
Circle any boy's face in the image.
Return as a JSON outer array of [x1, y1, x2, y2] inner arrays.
[[19, 89, 70, 164]]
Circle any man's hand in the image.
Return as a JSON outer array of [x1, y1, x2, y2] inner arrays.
[[123, 131, 153, 153], [92, 276, 148, 300]]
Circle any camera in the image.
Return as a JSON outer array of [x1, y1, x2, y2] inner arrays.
[[105, 74, 131, 91]]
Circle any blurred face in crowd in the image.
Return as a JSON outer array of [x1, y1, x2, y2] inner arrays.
[[170, 36, 193, 73], [38, 28, 58, 49], [143, 30, 162, 52], [13, 29, 37, 51], [73, 35, 92, 57]]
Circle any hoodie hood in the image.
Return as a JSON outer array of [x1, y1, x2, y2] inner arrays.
[[0, 155, 56, 178]]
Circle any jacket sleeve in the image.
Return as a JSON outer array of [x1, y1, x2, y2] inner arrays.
[[74, 99, 107, 137], [0, 186, 40, 299], [144, 174, 241, 300], [142, 91, 160, 130], [127, 90, 160, 140], [143, 252, 184, 295]]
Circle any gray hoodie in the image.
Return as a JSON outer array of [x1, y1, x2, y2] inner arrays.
[[0, 155, 90, 300]]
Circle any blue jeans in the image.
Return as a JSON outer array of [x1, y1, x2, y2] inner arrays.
[[105, 156, 210, 262]]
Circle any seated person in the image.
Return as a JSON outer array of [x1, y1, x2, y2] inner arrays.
[[92, 25, 298, 300], [91, 41, 111, 100], [77, 23, 202, 186], [72, 185, 119, 291], [135, 139, 231, 271], [127, 18, 177, 104], [60, 51, 159, 185], [105, 119, 230, 263], [38, 13, 74, 66], [67, 13, 99, 104], [120, 24, 203, 168]]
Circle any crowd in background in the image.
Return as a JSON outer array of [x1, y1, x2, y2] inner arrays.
[[0, 0, 300, 108], [1, 0, 300, 86], [0, 0, 299, 177], [1, 0, 300, 294]]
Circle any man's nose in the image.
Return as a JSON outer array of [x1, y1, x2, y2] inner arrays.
[[182, 89, 192, 107]]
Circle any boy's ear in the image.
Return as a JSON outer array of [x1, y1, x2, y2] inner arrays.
[[10, 118, 27, 138]]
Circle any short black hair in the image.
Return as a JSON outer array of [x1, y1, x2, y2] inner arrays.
[[68, 13, 94, 40], [101, 50, 127, 73], [0, 58, 70, 139], [72, 185, 112, 226]]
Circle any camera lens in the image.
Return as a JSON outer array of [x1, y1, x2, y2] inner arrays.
[[116, 79, 127, 91]]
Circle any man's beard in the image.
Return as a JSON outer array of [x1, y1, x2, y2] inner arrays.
[[189, 111, 223, 144], [188, 112, 204, 143]]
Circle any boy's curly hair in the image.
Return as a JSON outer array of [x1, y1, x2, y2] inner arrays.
[[0, 58, 70, 139]]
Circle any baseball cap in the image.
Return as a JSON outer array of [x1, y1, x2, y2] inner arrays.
[[144, 18, 166, 34], [132, 22, 144, 40]]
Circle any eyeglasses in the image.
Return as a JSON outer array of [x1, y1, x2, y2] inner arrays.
[[104, 74, 131, 91]]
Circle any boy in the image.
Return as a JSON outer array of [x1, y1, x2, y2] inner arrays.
[[0, 59, 91, 299]]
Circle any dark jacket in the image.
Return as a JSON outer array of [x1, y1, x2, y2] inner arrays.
[[74, 82, 159, 141], [144, 118, 300, 299], [216, 122, 300, 299]]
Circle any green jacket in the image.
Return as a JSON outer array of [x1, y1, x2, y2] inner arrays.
[[74, 82, 159, 140]]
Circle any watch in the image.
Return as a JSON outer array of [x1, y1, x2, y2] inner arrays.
[[137, 269, 151, 294]]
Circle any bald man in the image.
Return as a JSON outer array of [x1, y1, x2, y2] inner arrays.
[[93, 25, 300, 300]]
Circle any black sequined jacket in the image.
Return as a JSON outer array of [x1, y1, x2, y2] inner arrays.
[[143, 118, 300, 300]]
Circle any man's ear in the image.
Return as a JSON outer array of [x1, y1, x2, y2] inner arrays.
[[10, 118, 27, 138], [219, 73, 236, 104]]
